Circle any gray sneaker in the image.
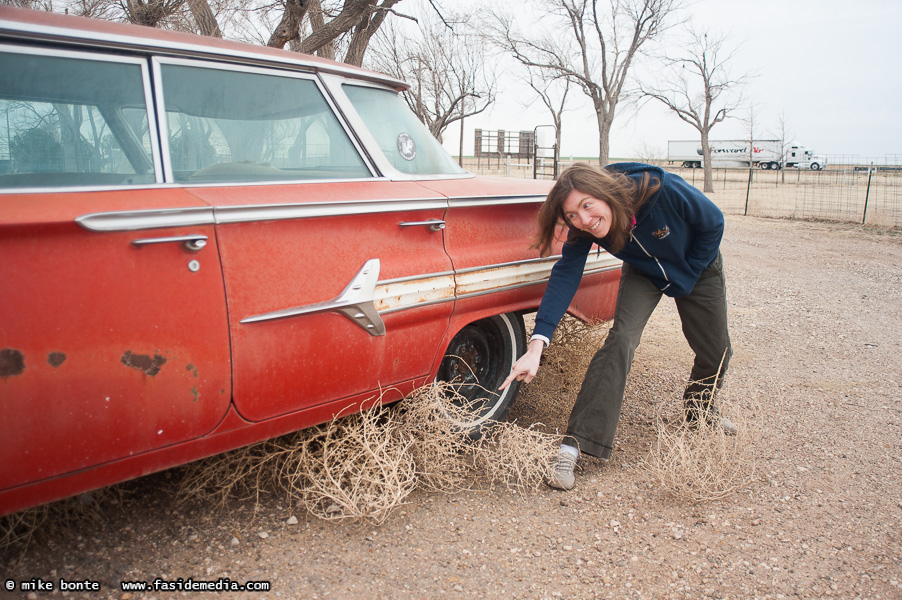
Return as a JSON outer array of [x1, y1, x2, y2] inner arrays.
[[547, 451, 578, 490]]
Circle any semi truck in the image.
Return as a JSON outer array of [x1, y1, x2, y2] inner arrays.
[[667, 139, 827, 170]]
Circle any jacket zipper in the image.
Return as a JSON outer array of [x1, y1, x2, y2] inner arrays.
[[630, 231, 671, 289]]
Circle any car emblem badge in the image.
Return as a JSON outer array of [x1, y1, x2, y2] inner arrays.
[[397, 132, 417, 161]]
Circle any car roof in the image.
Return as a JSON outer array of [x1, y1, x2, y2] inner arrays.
[[0, 5, 408, 90]]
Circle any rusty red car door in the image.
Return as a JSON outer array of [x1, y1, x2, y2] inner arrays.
[[0, 189, 232, 493], [194, 181, 454, 422], [0, 49, 232, 494]]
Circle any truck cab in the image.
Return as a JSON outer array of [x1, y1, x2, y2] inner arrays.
[[785, 144, 827, 170]]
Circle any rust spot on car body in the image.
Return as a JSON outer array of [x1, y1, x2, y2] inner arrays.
[[47, 352, 67, 367], [121, 351, 167, 376], [0, 348, 25, 377]]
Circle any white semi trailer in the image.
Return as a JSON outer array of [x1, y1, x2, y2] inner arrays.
[[667, 140, 827, 170]]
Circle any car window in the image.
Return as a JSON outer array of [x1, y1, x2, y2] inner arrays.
[[159, 64, 371, 183], [342, 84, 465, 176], [0, 49, 155, 189]]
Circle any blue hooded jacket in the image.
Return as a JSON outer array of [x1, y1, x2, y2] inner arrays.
[[533, 162, 724, 341]]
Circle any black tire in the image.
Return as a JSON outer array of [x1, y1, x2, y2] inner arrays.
[[759, 162, 769, 170], [436, 312, 526, 436], [810, 162, 821, 171]]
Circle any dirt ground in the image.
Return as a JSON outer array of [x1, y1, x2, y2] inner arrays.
[[2, 215, 901, 600]]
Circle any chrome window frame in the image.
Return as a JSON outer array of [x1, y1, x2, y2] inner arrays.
[[0, 42, 163, 192], [151, 57, 379, 185], [319, 74, 474, 182]]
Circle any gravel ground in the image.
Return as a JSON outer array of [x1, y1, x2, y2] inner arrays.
[[3, 215, 901, 600]]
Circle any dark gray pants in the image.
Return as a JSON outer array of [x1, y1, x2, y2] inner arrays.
[[563, 253, 732, 459]]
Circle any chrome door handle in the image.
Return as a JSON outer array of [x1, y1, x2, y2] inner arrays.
[[398, 219, 445, 233], [131, 234, 209, 252]]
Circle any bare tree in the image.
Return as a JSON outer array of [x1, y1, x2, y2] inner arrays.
[[489, 0, 679, 166], [771, 111, 792, 183], [120, 0, 186, 27], [69, 0, 123, 19], [633, 139, 664, 166], [43, 0, 403, 66], [524, 69, 571, 172], [0, 0, 54, 9], [641, 29, 747, 192], [268, 0, 404, 66], [739, 103, 760, 214], [368, 9, 495, 142], [186, 0, 222, 36]]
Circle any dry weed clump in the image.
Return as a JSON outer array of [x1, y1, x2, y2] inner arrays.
[[178, 440, 284, 507], [396, 383, 485, 492], [278, 402, 418, 524], [474, 424, 560, 491], [642, 391, 761, 502], [511, 315, 609, 428], [1, 487, 122, 553], [178, 384, 561, 524], [534, 315, 608, 399]]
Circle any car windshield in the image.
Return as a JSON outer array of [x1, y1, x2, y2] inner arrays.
[[342, 84, 465, 177]]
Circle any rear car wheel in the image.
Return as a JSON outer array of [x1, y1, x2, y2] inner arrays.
[[436, 312, 526, 436]]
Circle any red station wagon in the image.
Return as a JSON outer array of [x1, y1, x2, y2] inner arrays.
[[0, 7, 621, 517]]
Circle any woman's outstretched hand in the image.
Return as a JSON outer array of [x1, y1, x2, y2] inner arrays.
[[499, 338, 546, 390]]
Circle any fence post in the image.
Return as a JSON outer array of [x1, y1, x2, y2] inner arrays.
[[862, 162, 873, 224], [744, 168, 753, 216]]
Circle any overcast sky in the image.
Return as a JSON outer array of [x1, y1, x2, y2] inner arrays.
[[440, 0, 902, 162]]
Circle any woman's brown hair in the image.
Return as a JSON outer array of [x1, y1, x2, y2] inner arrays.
[[533, 163, 661, 256]]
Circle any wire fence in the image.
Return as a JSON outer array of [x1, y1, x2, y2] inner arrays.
[[460, 157, 902, 229], [662, 165, 902, 228]]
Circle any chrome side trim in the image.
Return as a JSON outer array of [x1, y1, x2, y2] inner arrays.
[[378, 270, 456, 285], [453, 255, 559, 276], [238, 252, 621, 334], [76, 207, 214, 232], [74, 198, 448, 232], [456, 264, 622, 301], [213, 198, 448, 225], [73, 193, 560, 232], [448, 194, 547, 208], [241, 259, 386, 336], [374, 272, 456, 314], [453, 252, 622, 299]]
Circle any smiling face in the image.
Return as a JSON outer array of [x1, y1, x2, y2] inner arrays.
[[562, 189, 613, 238]]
